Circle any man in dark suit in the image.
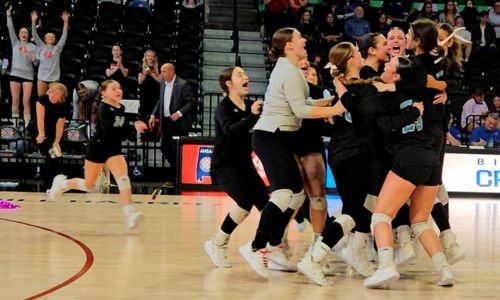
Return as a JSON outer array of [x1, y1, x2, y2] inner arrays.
[[149, 63, 196, 186]]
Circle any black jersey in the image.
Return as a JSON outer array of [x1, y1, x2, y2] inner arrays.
[[36, 95, 67, 140], [396, 53, 446, 148], [92, 101, 135, 148], [327, 83, 374, 165], [341, 88, 437, 167], [301, 83, 330, 136], [360, 65, 380, 80], [211, 96, 259, 171]]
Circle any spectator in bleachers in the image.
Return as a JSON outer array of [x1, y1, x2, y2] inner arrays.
[[454, 15, 472, 62], [490, 95, 500, 114], [344, 6, 371, 43], [31, 10, 69, 97], [373, 12, 390, 36], [469, 113, 499, 146], [488, 1, 500, 50], [288, 0, 308, 27], [320, 13, 342, 60], [264, 0, 289, 39], [127, 0, 152, 16], [297, 10, 318, 61], [32, 83, 68, 189], [417, 0, 438, 14], [314, 0, 353, 30], [381, 0, 412, 30], [72, 80, 100, 127], [439, 1, 459, 26], [417, 1, 437, 21], [471, 11, 497, 64], [461, 0, 478, 32], [446, 115, 462, 146], [6, 4, 37, 125], [138, 50, 161, 122], [358, 32, 387, 79], [105, 45, 130, 94], [461, 87, 489, 132], [149, 63, 196, 187], [182, 0, 204, 9]]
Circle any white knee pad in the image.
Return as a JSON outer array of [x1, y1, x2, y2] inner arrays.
[[363, 194, 378, 212], [270, 189, 292, 212], [437, 184, 449, 205], [371, 213, 392, 232], [289, 190, 306, 210], [411, 222, 432, 239], [310, 196, 327, 211], [229, 206, 250, 224], [334, 214, 355, 236], [116, 176, 131, 190], [76, 179, 89, 192]]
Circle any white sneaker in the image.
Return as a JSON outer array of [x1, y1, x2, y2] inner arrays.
[[394, 241, 417, 266], [297, 254, 333, 286], [336, 245, 375, 277], [239, 242, 270, 278], [363, 265, 400, 289], [267, 244, 297, 272], [444, 243, 466, 265], [321, 260, 337, 276], [366, 244, 378, 263], [49, 174, 67, 201], [436, 266, 454, 286], [204, 240, 231, 268], [125, 211, 143, 230], [440, 230, 466, 265]]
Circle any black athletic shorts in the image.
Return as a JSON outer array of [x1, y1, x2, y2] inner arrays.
[[392, 164, 442, 186], [10, 75, 33, 83], [85, 141, 122, 163], [294, 127, 325, 158]]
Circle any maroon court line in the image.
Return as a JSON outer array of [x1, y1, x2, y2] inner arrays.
[[0, 217, 94, 300]]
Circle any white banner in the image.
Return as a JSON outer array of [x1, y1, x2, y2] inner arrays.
[[443, 153, 499, 193]]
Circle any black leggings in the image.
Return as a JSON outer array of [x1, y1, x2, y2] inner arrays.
[[329, 154, 372, 233], [212, 165, 269, 212]]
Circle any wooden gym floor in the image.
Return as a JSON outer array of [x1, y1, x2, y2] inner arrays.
[[0, 191, 499, 299]]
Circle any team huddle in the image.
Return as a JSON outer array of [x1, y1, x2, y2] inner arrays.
[[204, 19, 466, 289]]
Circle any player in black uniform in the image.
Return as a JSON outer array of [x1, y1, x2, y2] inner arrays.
[[426, 23, 466, 265], [364, 20, 455, 288], [204, 67, 268, 268], [358, 32, 387, 79], [32, 83, 68, 189], [298, 42, 375, 284], [295, 59, 334, 242], [49, 80, 148, 230]]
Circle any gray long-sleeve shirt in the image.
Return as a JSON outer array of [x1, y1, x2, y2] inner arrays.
[[32, 24, 67, 82], [253, 57, 311, 132], [7, 16, 36, 80]]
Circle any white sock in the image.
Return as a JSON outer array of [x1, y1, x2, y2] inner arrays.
[[431, 252, 449, 272], [123, 204, 135, 215], [213, 230, 230, 246], [24, 114, 31, 125]]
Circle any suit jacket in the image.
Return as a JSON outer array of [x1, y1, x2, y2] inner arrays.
[[152, 76, 196, 133], [471, 23, 497, 48]]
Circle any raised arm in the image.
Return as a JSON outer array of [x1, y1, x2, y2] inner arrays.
[[31, 11, 44, 46], [6, 7, 18, 47], [57, 11, 69, 47]]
